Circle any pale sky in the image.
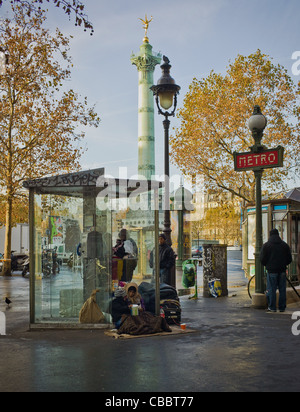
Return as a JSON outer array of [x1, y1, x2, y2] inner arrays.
[[2, 0, 300, 186]]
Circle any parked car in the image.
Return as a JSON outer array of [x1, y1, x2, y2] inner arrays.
[[191, 245, 203, 258]]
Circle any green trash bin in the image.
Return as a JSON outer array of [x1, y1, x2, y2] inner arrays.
[[182, 259, 196, 289]]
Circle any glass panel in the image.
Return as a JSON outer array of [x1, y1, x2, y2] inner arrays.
[[108, 197, 156, 290], [32, 182, 158, 325], [247, 214, 255, 260], [33, 191, 111, 324], [33, 193, 84, 322], [274, 220, 288, 243]]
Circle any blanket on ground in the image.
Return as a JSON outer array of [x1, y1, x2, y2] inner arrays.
[[118, 311, 172, 335]]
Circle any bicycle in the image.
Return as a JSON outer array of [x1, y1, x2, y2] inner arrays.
[[248, 272, 300, 301], [247, 275, 255, 299]]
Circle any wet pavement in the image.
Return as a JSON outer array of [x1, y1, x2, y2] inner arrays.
[[1, 253, 300, 393]]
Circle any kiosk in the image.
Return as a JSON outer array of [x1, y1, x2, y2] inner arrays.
[[23, 168, 162, 328], [243, 188, 300, 283]]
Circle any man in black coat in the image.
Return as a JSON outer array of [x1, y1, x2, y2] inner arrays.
[[149, 234, 175, 285], [158, 234, 175, 284], [260, 228, 292, 312]]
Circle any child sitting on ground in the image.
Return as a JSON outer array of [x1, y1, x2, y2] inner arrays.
[[125, 282, 145, 312]]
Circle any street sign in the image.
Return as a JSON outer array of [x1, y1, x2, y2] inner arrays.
[[234, 146, 284, 172]]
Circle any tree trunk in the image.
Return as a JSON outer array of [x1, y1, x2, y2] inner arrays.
[[1, 194, 12, 276]]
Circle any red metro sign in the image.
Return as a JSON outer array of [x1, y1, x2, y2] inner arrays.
[[234, 146, 284, 172]]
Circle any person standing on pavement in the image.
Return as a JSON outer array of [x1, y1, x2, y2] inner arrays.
[[149, 233, 176, 284], [260, 228, 292, 312], [158, 233, 175, 284]]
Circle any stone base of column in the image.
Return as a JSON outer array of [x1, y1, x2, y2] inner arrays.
[[252, 293, 267, 309]]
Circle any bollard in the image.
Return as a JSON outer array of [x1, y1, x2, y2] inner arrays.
[[0, 312, 6, 335], [203, 244, 228, 298]]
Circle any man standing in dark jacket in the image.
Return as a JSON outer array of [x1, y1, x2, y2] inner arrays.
[[149, 234, 175, 284], [260, 229, 292, 312], [158, 234, 175, 284]]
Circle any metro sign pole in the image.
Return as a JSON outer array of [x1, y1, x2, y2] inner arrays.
[[234, 106, 284, 300]]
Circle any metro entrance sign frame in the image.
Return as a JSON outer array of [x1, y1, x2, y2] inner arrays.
[[234, 105, 284, 302]]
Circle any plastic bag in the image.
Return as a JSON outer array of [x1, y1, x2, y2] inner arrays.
[[182, 260, 196, 288], [79, 289, 105, 324], [208, 279, 222, 298]]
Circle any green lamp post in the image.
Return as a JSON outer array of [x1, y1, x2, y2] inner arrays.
[[172, 183, 194, 291], [151, 56, 181, 247], [248, 105, 267, 295]]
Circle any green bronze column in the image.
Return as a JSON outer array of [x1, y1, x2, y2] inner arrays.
[[131, 17, 161, 180]]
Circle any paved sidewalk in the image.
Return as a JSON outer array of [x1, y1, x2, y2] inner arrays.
[[0, 271, 300, 392]]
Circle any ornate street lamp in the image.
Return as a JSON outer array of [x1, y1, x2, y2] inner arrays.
[[248, 105, 267, 151], [248, 105, 267, 295], [151, 56, 180, 248]]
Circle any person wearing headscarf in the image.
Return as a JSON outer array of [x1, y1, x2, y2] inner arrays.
[[118, 229, 138, 281], [125, 282, 145, 312], [111, 287, 131, 329], [112, 238, 125, 258]]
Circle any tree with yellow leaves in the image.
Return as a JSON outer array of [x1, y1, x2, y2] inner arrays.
[[170, 50, 300, 203], [202, 202, 241, 246], [0, 6, 100, 275], [0, 0, 93, 33]]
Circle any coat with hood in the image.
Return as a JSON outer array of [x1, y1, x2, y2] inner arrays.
[[125, 282, 145, 311], [260, 229, 292, 273], [111, 287, 131, 323], [149, 243, 175, 270]]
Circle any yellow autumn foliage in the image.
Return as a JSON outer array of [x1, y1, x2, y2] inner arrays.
[[170, 50, 300, 203], [0, 6, 100, 274]]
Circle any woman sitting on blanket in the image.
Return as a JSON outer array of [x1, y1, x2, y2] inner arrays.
[[111, 286, 171, 335], [112, 284, 145, 329], [111, 287, 131, 329], [125, 282, 145, 313]]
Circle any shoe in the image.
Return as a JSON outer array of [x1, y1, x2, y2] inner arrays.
[[267, 308, 277, 312], [279, 309, 285, 313]]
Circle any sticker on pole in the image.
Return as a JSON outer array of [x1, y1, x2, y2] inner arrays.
[[208, 279, 222, 298]]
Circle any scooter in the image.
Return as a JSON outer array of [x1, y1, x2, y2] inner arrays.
[[21, 256, 29, 277], [42, 250, 52, 277], [67, 253, 74, 268], [11, 251, 28, 273], [11, 251, 19, 272], [41, 248, 60, 277], [51, 248, 60, 275]]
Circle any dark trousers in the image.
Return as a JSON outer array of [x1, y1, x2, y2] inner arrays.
[[160, 268, 169, 284], [266, 272, 286, 311]]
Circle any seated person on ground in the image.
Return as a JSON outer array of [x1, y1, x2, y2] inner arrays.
[[125, 282, 145, 312], [111, 287, 130, 329]]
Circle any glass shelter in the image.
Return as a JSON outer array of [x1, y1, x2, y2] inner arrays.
[[23, 168, 162, 328], [242, 188, 300, 283]]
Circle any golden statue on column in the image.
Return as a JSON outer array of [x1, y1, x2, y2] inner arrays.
[[139, 14, 153, 43]]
